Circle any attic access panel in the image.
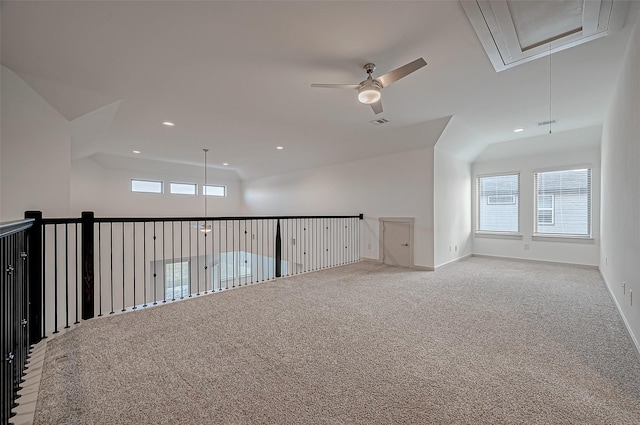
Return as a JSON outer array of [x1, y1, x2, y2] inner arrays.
[[462, 0, 628, 71]]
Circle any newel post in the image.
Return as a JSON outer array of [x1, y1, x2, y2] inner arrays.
[[24, 210, 43, 344], [81, 211, 95, 320]]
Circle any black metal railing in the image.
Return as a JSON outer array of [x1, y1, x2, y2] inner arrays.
[[27, 212, 362, 338], [1, 218, 33, 425]]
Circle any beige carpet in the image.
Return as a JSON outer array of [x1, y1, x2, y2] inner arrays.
[[33, 257, 640, 424]]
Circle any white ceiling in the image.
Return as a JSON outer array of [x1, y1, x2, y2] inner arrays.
[[1, 1, 638, 180]]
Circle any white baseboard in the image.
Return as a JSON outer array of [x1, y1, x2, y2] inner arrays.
[[599, 269, 640, 362], [471, 254, 598, 270], [359, 257, 434, 271], [411, 264, 435, 271], [435, 254, 472, 270]]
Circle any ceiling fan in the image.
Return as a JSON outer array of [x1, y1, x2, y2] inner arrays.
[[311, 58, 427, 114]]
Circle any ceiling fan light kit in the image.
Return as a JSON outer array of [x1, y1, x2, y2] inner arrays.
[[357, 85, 381, 105], [311, 58, 427, 114]]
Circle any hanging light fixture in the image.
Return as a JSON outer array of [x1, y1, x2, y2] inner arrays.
[[357, 79, 381, 105], [200, 148, 212, 233]]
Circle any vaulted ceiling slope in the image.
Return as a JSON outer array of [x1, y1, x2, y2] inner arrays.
[[1, 1, 638, 179]]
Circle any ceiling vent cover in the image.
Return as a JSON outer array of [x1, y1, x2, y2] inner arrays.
[[538, 119, 557, 126], [369, 118, 390, 126], [461, 0, 628, 71]]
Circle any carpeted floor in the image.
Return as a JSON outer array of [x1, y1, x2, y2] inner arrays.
[[33, 257, 640, 424]]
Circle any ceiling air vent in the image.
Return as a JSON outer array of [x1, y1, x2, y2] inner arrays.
[[369, 118, 389, 126], [537, 119, 557, 126]]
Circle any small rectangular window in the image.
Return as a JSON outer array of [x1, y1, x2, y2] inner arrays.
[[476, 173, 519, 233], [537, 194, 555, 225], [203, 185, 226, 197], [170, 182, 197, 195], [131, 179, 163, 194]]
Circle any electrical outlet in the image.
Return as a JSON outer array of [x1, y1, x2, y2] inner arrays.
[[605, 257, 608, 265], [623, 282, 626, 294], [449, 245, 452, 252], [367, 243, 371, 250], [291, 238, 296, 246], [455, 245, 458, 252], [524, 244, 530, 250], [252, 234, 255, 240]]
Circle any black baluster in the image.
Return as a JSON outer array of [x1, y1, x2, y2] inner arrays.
[[98, 224, 103, 317], [133, 222, 137, 309], [110, 222, 114, 314], [204, 219, 208, 294], [75, 223, 79, 324], [162, 221, 166, 303], [171, 221, 175, 301], [275, 219, 282, 278], [143, 222, 147, 307], [180, 221, 184, 299], [225, 220, 229, 289], [122, 223, 126, 312], [153, 222, 158, 305], [64, 223, 69, 329], [196, 220, 200, 296], [53, 225, 59, 333], [188, 221, 192, 298]]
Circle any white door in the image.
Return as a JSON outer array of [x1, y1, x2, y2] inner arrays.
[[382, 221, 412, 267]]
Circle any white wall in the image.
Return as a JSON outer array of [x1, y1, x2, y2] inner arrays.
[[1, 66, 71, 221], [243, 147, 436, 268], [472, 133, 601, 267], [71, 155, 242, 217], [433, 148, 471, 268], [600, 13, 640, 348]]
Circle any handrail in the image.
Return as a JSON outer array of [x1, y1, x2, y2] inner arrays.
[[0, 218, 34, 238], [41, 214, 363, 225]]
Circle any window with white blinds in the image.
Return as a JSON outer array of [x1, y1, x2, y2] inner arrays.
[[476, 173, 520, 233], [534, 168, 591, 237]]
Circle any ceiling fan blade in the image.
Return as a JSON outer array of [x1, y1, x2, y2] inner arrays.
[[375, 58, 427, 88], [370, 100, 383, 114], [311, 84, 361, 89]]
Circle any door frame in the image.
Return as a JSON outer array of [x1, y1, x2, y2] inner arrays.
[[379, 217, 415, 268]]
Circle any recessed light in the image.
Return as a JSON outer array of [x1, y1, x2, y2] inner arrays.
[[162, 121, 175, 127], [132, 150, 141, 154], [223, 163, 229, 166], [514, 128, 524, 133], [276, 146, 284, 150]]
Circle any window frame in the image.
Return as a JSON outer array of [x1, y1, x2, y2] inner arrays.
[[203, 184, 227, 197], [533, 166, 592, 239], [475, 172, 521, 235], [131, 179, 163, 194], [169, 182, 198, 196], [536, 194, 555, 226]]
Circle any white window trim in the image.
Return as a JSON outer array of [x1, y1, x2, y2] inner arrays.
[[131, 178, 163, 194], [474, 231, 522, 240], [169, 181, 198, 195], [203, 184, 227, 197], [475, 172, 520, 234], [533, 167, 592, 238]]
